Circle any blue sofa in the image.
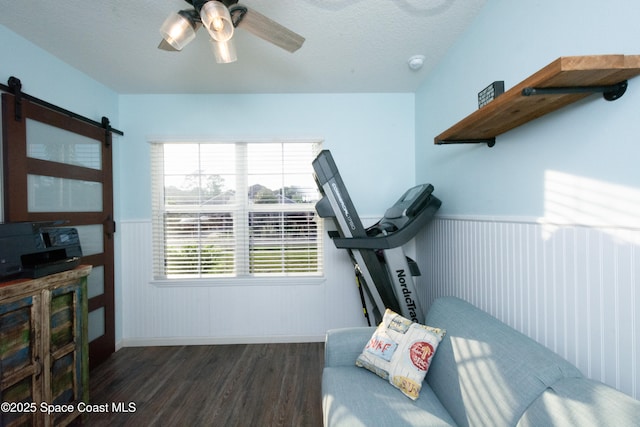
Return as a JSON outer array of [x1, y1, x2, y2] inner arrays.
[[322, 296, 640, 426]]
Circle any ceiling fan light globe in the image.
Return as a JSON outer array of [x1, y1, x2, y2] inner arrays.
[[211, 38, 237, 63], [200, 1, 234, 42], [159, 12, 197, 50]]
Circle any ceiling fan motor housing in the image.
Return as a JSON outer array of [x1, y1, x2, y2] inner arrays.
[[188, 0, 239, 11]]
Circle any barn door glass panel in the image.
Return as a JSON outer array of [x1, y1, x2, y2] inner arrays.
[[73, 225, 104, 256], [88, 308, 105, 342], [27, 175, 103, 212], [26, 119, 102, 169], [87, 266, 105, 299]]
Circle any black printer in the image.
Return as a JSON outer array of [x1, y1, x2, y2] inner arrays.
[[0, 222, 82, 281]]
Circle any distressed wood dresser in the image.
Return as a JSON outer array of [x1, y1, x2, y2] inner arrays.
[[0, 265, 91, 427]]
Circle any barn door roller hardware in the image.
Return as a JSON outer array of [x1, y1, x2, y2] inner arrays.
[[0, 76, 124, 136]]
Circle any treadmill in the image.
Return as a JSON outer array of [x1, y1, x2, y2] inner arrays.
[[313, 150, 441, 325]]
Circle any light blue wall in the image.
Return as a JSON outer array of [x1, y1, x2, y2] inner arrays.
[[118, 93, 415, 220], [414, 0, 640, 399], [0, 25, 119, 127], [416, 0, 640, 219]]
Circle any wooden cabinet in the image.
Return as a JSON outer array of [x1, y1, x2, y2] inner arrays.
[[0, 265, 91, 427]]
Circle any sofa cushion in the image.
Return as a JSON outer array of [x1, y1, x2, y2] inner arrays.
[[517, 377, 640, 427], [424, 297, 583, 427], [323, 366, 457, 427], [355, 309, 445, 400]]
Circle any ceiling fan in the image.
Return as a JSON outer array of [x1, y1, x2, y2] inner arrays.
[[158, 0, 305, 63]]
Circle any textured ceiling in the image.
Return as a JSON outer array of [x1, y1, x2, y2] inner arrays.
[[0, 0, 486, 94]]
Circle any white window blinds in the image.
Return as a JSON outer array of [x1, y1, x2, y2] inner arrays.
[[151, 141, 323, 280]]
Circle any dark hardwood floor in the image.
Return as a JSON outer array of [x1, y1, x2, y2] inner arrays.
[[78, 342, 324, 427]]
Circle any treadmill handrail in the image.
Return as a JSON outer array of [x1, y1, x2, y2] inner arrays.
[[330, 195, 441, 250]]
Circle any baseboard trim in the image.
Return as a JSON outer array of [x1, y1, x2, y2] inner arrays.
[[120, 334, 326, 347]]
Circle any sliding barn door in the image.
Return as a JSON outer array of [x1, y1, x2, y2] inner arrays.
[[2, 93, 115, 368]]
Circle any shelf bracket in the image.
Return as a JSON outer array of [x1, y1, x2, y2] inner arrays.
[[522, 80, 628, 101], [436, 138, 496, 148]]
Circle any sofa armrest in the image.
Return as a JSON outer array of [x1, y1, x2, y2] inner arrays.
[[324, 327, 375, 368]]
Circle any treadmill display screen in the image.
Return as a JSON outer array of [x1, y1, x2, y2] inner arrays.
[[402, 186, 424, 202]]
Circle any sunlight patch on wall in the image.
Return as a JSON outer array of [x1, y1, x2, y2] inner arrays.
[[543, 170, 640, 243]]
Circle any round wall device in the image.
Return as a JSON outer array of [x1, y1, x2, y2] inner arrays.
[[408, 55, 425, 70]]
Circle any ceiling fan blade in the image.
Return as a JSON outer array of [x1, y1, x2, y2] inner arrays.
[[158, 39, 180, 51], [234, 6, 305, 53]]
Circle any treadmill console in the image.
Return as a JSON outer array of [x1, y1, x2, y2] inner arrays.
[[370, 184, 435, 235], [384, 184, 434, 220]]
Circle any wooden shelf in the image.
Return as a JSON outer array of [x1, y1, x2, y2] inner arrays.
[[435, 55, 640, 146]]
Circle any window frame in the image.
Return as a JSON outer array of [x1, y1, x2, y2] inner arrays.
[[149, 138, 325, 286]]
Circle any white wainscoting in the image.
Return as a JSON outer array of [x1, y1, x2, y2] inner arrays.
[[118, 220, 368, 347], [416, 216, 639, 399]]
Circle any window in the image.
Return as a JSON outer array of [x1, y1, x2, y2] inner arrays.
[[151, 140, 323, 280]]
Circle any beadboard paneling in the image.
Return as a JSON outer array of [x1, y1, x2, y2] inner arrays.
[[118, 220, 367, 346], [416, 216, 639, 399]]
